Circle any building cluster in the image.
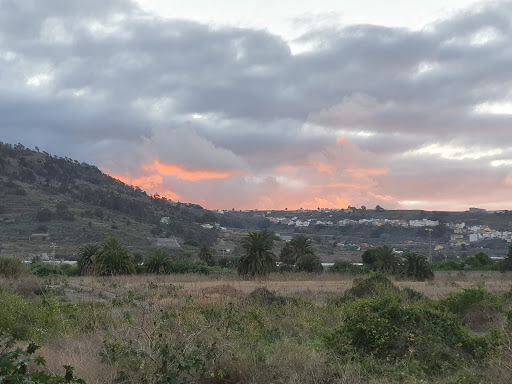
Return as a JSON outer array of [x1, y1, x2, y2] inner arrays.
[[447, 222, 512, 244], [267, 216, 440, 228]]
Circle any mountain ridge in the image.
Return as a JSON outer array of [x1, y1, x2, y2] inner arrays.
[[0, 142, 216, 259]]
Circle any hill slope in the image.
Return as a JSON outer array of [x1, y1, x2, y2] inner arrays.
[[0, 142, 217, 259]]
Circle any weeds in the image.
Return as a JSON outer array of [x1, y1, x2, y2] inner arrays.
[[2, 273, 512, 383]]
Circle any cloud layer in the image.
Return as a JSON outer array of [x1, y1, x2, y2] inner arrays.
[[1, 0, 512, 210]]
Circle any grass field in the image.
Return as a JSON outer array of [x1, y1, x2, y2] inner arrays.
[[3, 271, 512, 383]]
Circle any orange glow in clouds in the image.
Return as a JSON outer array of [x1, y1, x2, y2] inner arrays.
[[142, 159, 239, 181], [110, 173, 163, 190], [110, 172, 181, 201]]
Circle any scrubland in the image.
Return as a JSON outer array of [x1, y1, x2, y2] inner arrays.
[[2, 269, 512, 383]]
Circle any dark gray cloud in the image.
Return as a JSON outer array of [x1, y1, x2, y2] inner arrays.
[[1, 0, 511, 209]]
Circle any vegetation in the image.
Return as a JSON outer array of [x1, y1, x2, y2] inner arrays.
[[362, 246, 398, 273], [237, 230, 277, 279], [2, 270, 512, 384], [400, 252, 434, 280], [77, 244, 99, 276], [0, 340, 84, 383], [92, 237, 135, 276], [198, 245, 215, 266], [361, 246, 434, 280], [329, 261, 366, 274], [0, 256, 27, 278], [144, 249, 173, 274], [504, 243, 512, 270], [0, 141, 217, 257], [295, 254, 323, 273]]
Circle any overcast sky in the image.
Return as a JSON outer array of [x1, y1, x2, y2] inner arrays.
[[1, 0, 512, 211]]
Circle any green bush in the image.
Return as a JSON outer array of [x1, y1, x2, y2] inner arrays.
[[0, 257, 27, 278], [216, 257, 239, 269], [167, 260, 210, 274], [329, 261, 366, 274], [346, 273, 400, 299], [325, 293, 488, 376], [277, 263, 295, 273], [0, 340, 84, 383], [30, 263, 78, 277], [435, 285, 504, 331], [295, 254, 323, 273]]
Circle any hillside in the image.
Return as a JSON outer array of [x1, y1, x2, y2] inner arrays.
[[0, 142, 217, 259]]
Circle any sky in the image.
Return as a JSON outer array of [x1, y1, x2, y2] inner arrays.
[[1, 0, 512, 211]]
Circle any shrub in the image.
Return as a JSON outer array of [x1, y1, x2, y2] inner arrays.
[[0, 257, 27, 278], [346, 273, 400, 299], [0, 340, 84, 383], [325, 293, 488, 376], [167, 260, 210, 275], [247, 287, 284, 305], [30, 262, 78, 277], [277, 263, 295, 273], [216, 257, 239, 269], [295, 254, 323, 273], [436, 285, 504, 331], [329, 261, 366, 275]]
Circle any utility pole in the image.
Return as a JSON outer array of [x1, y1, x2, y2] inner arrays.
[[50, 242, 57, 259], [425, 229, 433, 263]]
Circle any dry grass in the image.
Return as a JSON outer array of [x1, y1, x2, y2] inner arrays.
[[19, 271, 512, 384], [38, 334, 117, 384], [68, 271, 512, 306]]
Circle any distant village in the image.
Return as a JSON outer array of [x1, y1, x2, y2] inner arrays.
[[203, 207, 512, 252]]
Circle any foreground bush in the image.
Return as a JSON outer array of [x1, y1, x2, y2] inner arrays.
[[0, 339, 84, 383], [0, 256, 27, 278], [325, 291, 488, 376]]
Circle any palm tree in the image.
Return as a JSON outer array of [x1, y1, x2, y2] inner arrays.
[[400, 253, 433, 280], [93, 237, 135, 276], [238, 230, 277, 279], [374, 246, 398, 273], [77, 243, 99, 276], [289, 235, 313, 258], [198, 245, 215, 266], [145, 249, 173, 274], [279, 242, 296, 265], [362, 246, 398, 273]]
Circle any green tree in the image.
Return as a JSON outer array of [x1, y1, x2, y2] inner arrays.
[[465, 252, 493, 269], [77, 243, 99, 276], [400, 253, 433, 280], [237, 230, 276, 279], [198, 245, 215, 266], [92, 237, 135, 276], [295, 254, 323, 273]]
